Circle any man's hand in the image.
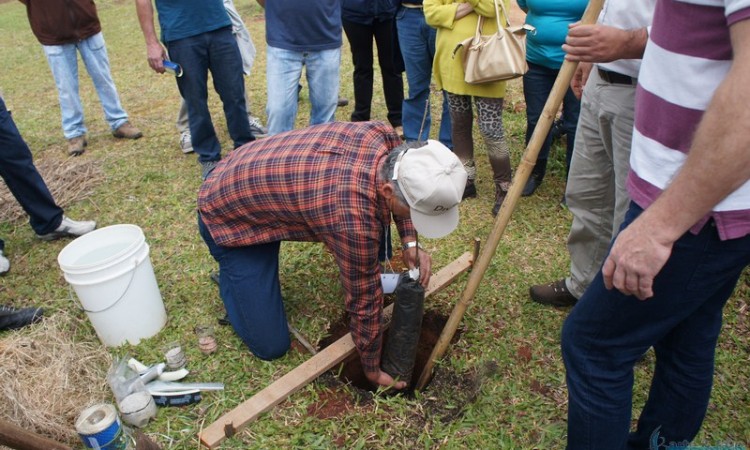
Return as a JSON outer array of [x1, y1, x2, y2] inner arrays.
[[602, 218, 673, 300], [146, 42, 167, 74], [563, 23, 648, 63], [571, 62, 593, 99], [366, 369, 407, 390], [402, 246, 432, 288]]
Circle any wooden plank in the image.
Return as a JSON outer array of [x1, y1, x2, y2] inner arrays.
[[0, 418, 72, 450], [199, 251, 474, 448]]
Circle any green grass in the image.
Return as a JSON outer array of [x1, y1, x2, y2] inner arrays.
[[1, 1, 749, 448]]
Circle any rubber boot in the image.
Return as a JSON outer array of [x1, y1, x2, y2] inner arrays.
[[485, 137, 512, 217]]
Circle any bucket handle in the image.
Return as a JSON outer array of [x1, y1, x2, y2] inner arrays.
[[70, 258, 139, 314]]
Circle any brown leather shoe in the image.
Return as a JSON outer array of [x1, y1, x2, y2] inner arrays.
[[112, 121, 143, 139], [530, 279, 578, 307], [67, 135, 87, 156]]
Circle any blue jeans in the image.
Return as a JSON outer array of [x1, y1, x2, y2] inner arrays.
[[42, 32, 129, 139], [395, 7, 452, 147], [265, 45, 340, 135], [522, 61, 580, 173], [167, 27, 253, 163], [198, 215, 290, 360], [562, 202, 750, 449], [0, 97, 63, 240]]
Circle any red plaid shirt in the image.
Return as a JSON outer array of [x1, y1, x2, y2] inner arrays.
[[198, 121, 415, 376]]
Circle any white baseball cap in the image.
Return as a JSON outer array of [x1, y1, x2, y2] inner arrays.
[[393, 140, 468, 238]]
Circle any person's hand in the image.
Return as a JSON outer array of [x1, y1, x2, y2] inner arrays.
[[402, 246, 432, 288], [571, 62, 593, 99], [366, 369, 407, 390], [601, 219, 674, 300], [563, 23, 634, 63], [455, 2, 475, 20], [146, 42, 167, 74]]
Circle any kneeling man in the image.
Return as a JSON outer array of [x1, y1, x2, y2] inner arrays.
[[198, 121, 467, 389]]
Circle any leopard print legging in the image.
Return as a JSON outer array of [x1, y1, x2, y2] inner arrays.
[[446, 92, 512, 190]]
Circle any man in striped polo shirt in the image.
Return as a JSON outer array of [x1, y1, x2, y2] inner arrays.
[[561, 0, 750, 447]]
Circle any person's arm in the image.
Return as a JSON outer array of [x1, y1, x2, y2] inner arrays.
[[394, 216, 432, 287], [256, 0, 265, 8], [563, 23, 648, 63], [602, 19, 750, 300], [423, 0, 462, 29], [134, 0, 167, 73], [570, 61, 592, 99]]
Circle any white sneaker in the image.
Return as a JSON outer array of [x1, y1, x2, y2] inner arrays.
[[248, 115, 268, 138], [179, 130, 194, 154], [0, 250, 9, 275], [37, 216, 96, 241]]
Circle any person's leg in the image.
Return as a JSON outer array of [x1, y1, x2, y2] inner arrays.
[[628, 274, 744, 447], [198, 215, 290, 359], [476, 96, 511, 216], [206, 27, 254, 149], [168, 33, 221, 163], [306, 48, 340, 126], [566, 71, 635, 298], [423, 21, 452, 147], [396, 8, 433, 142], [266, 45, 303, 135], [445, 92, 475, 190], [563, 203, 750, 449], [521, 62, 556, 196], [176, 99, 190, 134], [561, 86, 581, 178], [76, 32, 129, 132], [343, 19, 375, 122], [0, 97, 63, 235], [42, 43, 87, 140], [373, 18, 404, 128]]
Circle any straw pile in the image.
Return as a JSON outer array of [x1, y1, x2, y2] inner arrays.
[[0, 156, 103, 224], [0, 311, 111, 445]]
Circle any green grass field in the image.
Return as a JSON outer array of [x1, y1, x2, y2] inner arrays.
[[0, 1, 748, 448]]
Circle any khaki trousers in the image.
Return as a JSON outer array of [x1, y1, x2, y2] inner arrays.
[[564, 68, 637, 299]]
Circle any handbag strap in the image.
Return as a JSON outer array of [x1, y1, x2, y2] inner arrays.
[[474, 0, 513, 38], [490, 0, 511, 29]]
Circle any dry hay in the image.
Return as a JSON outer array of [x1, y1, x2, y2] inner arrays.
[[0, 156, 103, 224], [0, 310, 112, 445]]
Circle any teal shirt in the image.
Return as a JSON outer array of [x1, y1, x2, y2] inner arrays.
[[155, 0, 231, 43], [516, 0, 587, 69]]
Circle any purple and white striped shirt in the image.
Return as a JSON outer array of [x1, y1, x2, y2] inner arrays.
[[627, 0, 750, 240]]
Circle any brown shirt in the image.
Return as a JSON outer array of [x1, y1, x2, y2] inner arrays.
[[20, 0, 102, 46]]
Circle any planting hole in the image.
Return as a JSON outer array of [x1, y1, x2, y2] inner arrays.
[[317, 310, 460, 392]]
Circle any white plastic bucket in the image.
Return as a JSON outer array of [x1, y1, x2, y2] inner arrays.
[[58, 224, 166, 346]]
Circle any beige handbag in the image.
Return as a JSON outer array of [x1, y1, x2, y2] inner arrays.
[[454, 0, 534, 84]]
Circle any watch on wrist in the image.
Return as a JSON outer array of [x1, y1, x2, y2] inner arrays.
[[402, 241, 422, 251]]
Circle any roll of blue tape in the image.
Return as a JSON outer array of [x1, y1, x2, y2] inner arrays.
[[75, 403, 127, 449]]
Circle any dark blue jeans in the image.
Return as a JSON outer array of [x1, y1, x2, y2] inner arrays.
[[523, 61, 580, 174], [395, 7, 452, 147], [167, 27, 254, 163], [0, 97, 63, 248], [198, 215, 290, 360], [562, 202, 750, 449]]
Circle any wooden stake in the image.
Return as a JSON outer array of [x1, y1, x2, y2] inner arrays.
[[0, 419, 71, 450], [414, 0, 606, 391], [199, 251, 474, 448]]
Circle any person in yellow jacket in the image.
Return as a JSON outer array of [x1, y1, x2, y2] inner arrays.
[[424, 0, 512, 216]]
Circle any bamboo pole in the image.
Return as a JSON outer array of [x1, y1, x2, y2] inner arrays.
[[415, 0, 605, 391]]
